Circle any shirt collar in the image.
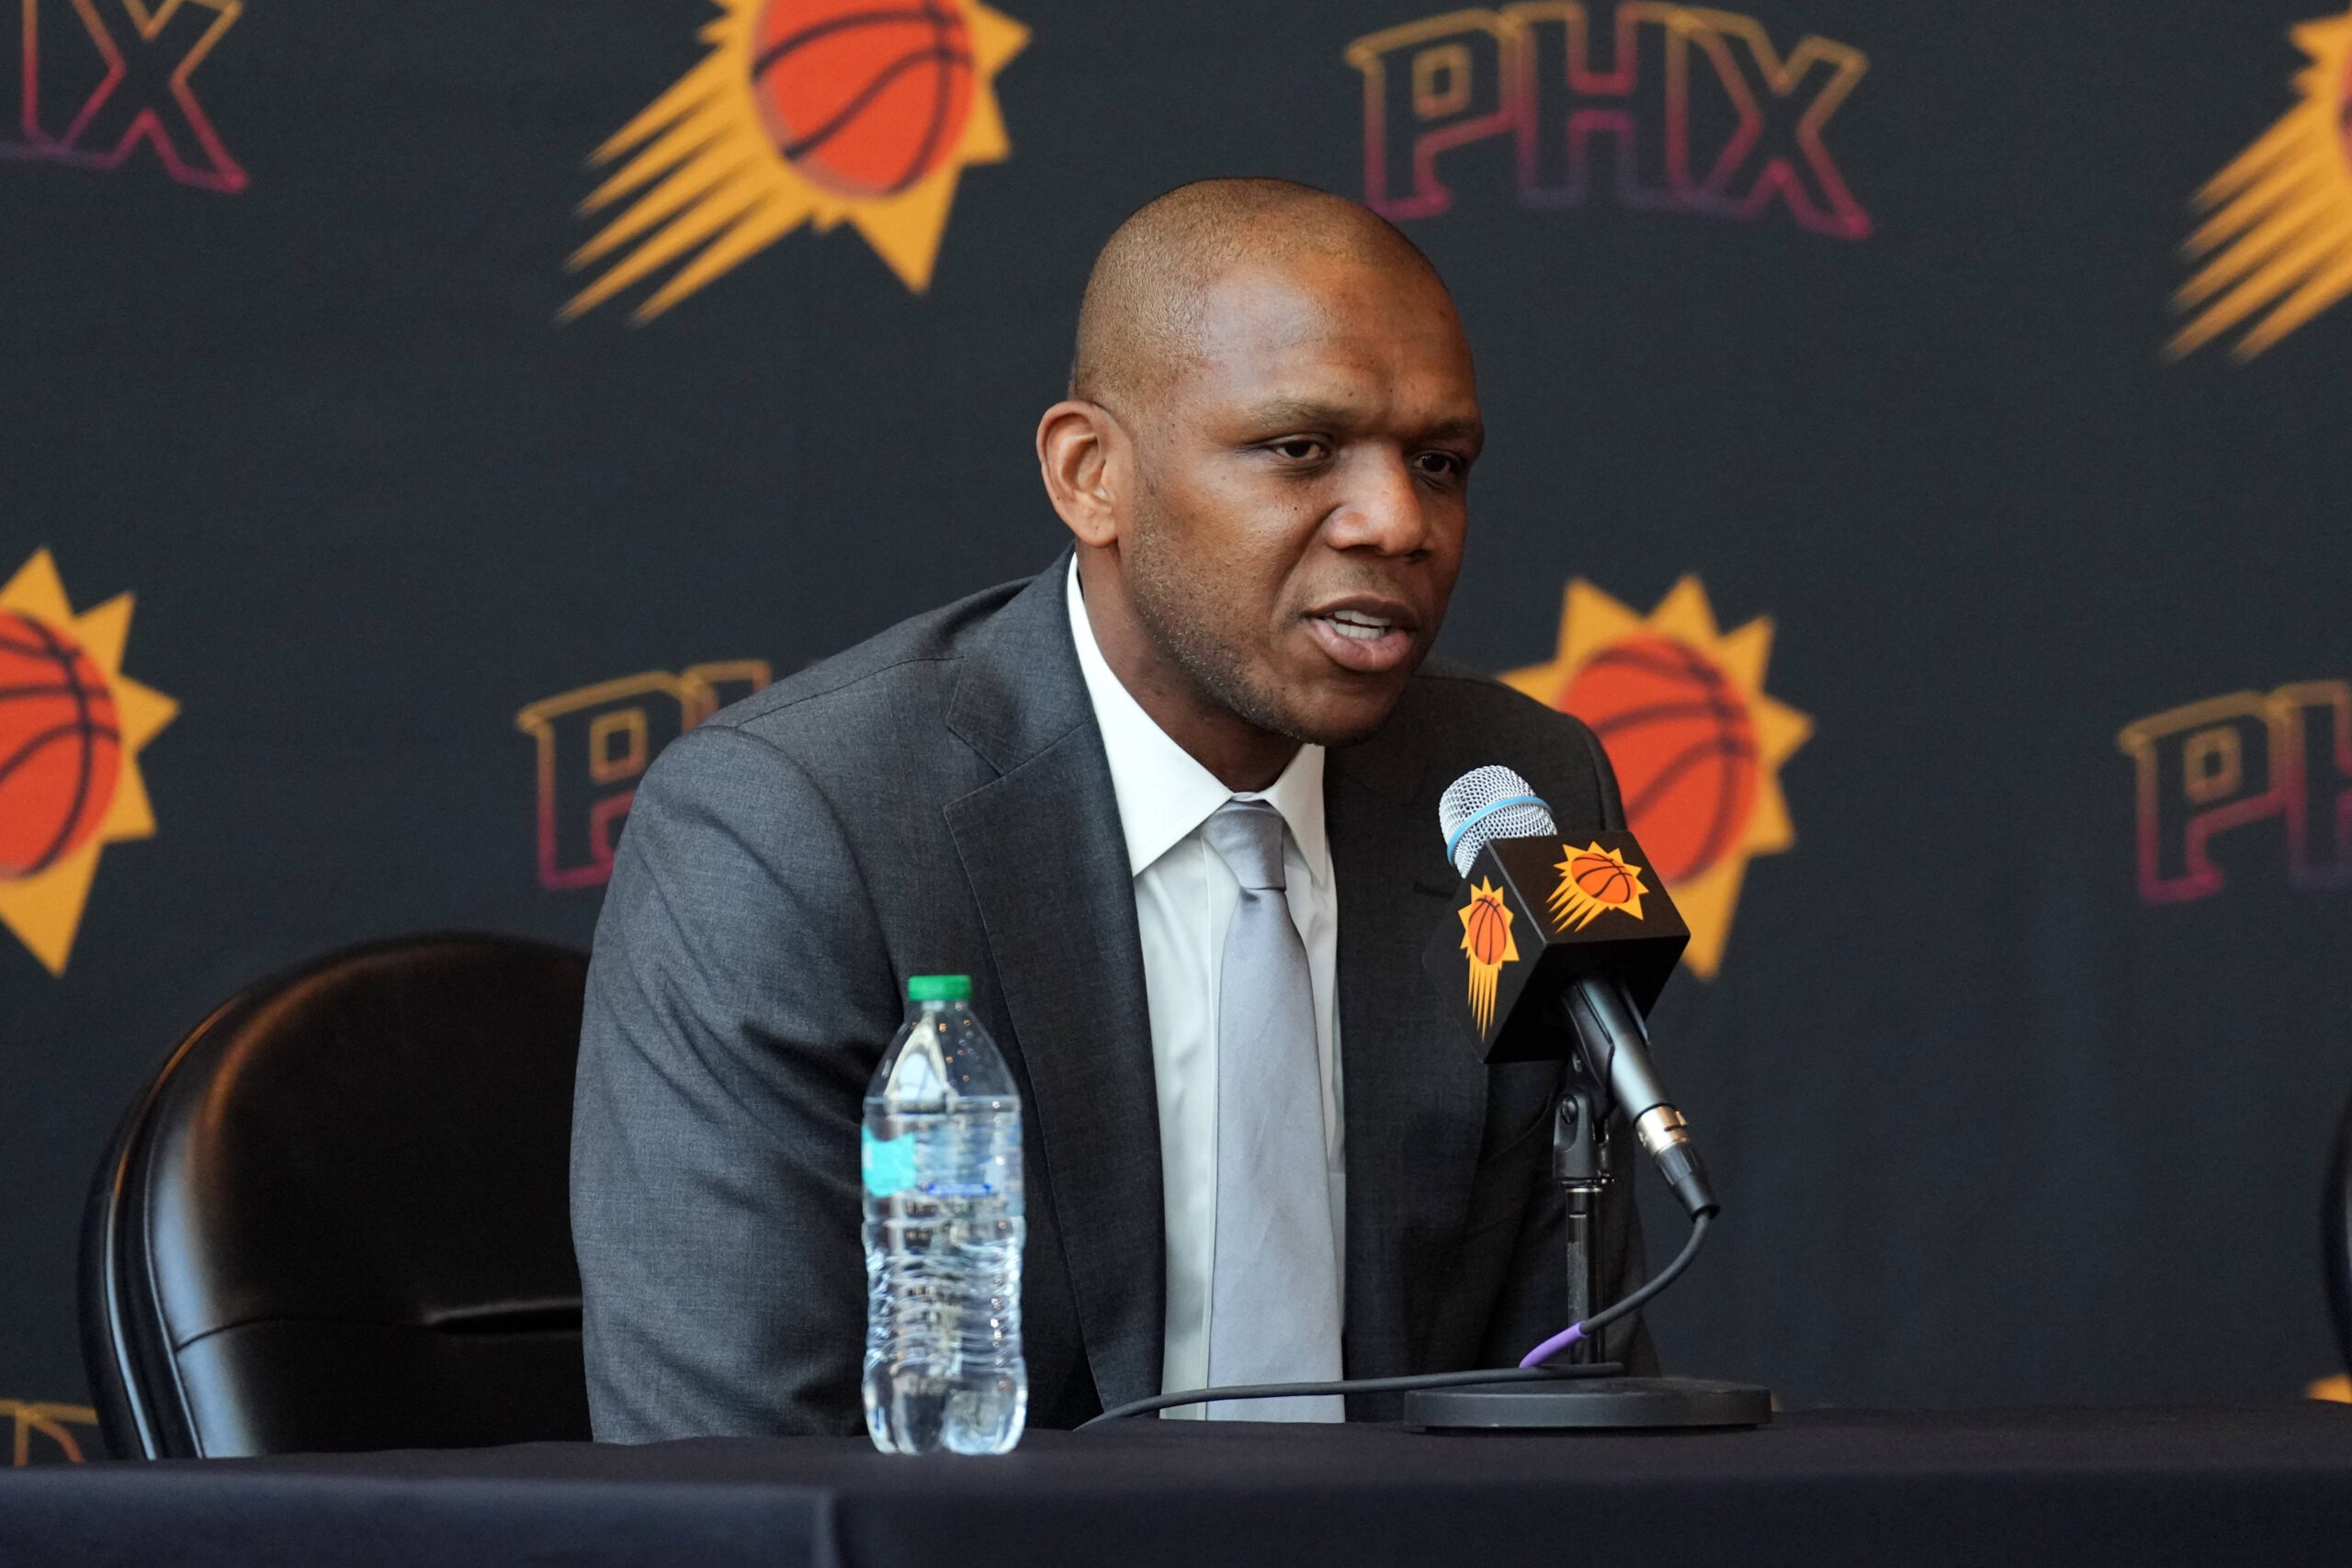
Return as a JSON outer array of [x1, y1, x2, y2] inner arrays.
[[1066, 557, 1329, 885]]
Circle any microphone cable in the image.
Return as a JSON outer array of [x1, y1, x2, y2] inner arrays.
[[1079, 1206, 1713, 1426], [1515, 1207, 1710, 1367]]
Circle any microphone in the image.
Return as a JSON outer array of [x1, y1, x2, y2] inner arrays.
[[1428, 766, 1717, 1217]]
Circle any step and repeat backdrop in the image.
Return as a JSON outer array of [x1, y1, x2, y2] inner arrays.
[[5, 0, 2349, 1459]]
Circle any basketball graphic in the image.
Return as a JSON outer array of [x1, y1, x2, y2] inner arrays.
[[566, 0, 1027, 320], [0, 613, 122, 879], [2338, 49, 2352, 169], [1569, 847, 1641, 908], [1503, 576, 1811, 979], [0, 550, 177, 976], [1548, 843, 1649, 932], [1457, 878, 1519, 1035], [752, 0, 977, 198], [1562, 634, 1757, 886]]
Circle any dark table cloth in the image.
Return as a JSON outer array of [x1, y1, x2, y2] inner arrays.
[[5, 1406, 2351, 1567]]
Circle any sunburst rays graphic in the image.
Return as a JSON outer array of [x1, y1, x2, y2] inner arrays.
[[562, 0, 1028, 322], [1504, 577, 1811, 980], [0, 550, 176, 976], [2171, 6, 2352, 360], [1458, 877, 1518, 1035]]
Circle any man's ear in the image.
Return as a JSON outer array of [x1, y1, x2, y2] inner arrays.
[[1035, 400, 1127, 547]]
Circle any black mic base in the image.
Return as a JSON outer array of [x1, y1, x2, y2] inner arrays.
[[1403, 1375, 1770, 1432]]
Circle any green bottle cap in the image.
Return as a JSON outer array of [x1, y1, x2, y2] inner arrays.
[[907, 975, 971, 1002]]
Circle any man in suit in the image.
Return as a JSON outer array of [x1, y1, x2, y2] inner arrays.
[[572, 178, 1648, 1438]]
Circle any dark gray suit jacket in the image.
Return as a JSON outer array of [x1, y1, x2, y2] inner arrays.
[[572, 553, 1651, 1438]]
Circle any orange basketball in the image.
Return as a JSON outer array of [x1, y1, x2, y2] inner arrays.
[[1559, 633, 1757, 885], [1570, 851, 1636, 906], [751, 0, 976, 199], [0, 611, 120, 878], [2338, 54, 2352, 168], [1464, 893, 1511, 966]]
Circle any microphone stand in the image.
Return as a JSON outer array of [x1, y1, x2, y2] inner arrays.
[[1555, 1083, 1613, 1366], [1402, 1041, 1772, 1431]]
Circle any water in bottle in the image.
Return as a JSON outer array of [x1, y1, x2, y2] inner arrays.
[[862, 974, 1026, 1454]]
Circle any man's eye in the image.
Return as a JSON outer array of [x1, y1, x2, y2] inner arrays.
[[1272, 439, 1324, 461], [1414, 452, 1461, 478]]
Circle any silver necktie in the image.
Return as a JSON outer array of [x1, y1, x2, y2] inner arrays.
[[1200, 799, 1343, 1421]]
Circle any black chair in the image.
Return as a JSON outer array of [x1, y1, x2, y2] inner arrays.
[[80, 933, 595, 1458], [2328, 1089, 2352, 1380]]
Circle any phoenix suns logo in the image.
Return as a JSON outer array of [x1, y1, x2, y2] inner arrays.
[[1344, 3, 1871, 239], [2116, 679, 2352, 903], [515, 660, 773, 889], [1457, 876, 1519, 1034], [2, 1399, 97, 1463], [0, 550, 176, 975], [564, 0, 1028, 321], [0, 0, 248, 193], [1505, 576, 1808, 977], [2172, 6, 2352, 360], [1550, 841, 1647, 931]]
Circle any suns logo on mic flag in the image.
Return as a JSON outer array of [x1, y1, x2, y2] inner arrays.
[[563, 0, 1028, 321], [1458, 876, 1519, 1034], [2170, 5, 2352, 361], [1504, 576, 1809, 978], [1551, 842, 1648, 931], [0, 550, 176, 976], [1431, 829, 1687, 1061]]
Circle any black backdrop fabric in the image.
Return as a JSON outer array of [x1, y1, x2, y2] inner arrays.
[[5, 0, 2350, 1454]]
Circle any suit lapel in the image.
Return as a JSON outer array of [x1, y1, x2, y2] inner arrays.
[[1328, 720, 1493, 1374], [943, 558, 1164, 1411]]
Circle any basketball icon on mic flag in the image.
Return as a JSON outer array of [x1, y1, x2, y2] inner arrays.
[[1458, 877, 1519, 1034], [0, 551, 176, 976], [1505, 576, 1810, 978], [564, 0, 1029, 320], [1429, 829, 1688, 1062], [1551, 843, 1649, 931]]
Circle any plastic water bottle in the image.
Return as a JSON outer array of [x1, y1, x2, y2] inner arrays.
[[861, 975, 1027, 1454]]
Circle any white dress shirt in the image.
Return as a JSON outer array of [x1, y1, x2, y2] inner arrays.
[[1064, 558, 1344, 1416]]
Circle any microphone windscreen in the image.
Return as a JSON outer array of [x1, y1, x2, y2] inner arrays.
[[1439, 765, 1560, 876]]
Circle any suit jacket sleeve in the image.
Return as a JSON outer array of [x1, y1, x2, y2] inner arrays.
[[1476, 712, 1661, 1375], [571, 722, 894, 1440]]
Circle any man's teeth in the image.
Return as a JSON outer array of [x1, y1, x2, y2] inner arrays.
[[1323, 611, 1394, 642]]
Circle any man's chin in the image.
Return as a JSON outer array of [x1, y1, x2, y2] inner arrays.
[[1269, 675, 1419, 750], [1161, 628, 1424, 752]]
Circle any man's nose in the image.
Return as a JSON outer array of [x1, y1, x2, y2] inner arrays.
[[1322, 447, 1431, 556]]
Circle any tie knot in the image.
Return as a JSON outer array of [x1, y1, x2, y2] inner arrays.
[[1204, 799, 1288, 891]]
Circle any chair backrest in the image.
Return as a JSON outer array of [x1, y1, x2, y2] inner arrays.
[[2328, 1088, 2352, 1378], [80, 933, 594, 1458]]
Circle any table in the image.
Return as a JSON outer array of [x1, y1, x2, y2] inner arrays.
[[4, 1406, 2350, 1567]]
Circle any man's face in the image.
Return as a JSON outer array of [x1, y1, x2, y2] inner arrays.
[[1118, 253, 1482, 749]]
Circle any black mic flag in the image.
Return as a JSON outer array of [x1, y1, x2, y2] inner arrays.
[[1423, 827, 1690, 1065]]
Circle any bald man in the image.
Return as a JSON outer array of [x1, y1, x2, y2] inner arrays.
[[572, 179, 1651, 1439]]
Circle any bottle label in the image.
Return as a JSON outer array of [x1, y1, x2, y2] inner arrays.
[[862, 1128, 917, 1198]]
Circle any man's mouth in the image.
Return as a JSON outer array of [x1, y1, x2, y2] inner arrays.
[[1323, 608, 1394, 641], [1305, 601, 1420, 673]]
